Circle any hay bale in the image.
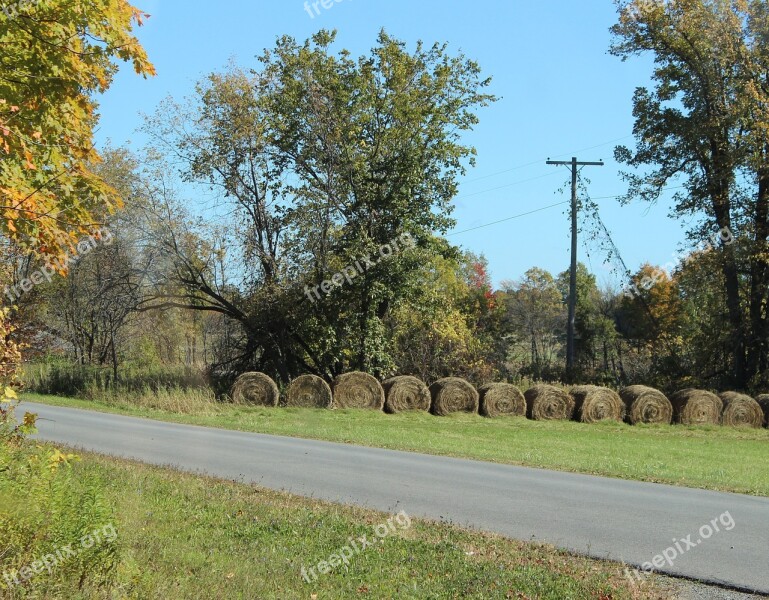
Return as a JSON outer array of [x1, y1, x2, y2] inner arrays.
[[382, 376, 430, 414], [230, 372, 279, 407], [670, 389, 723, 425], [756, 394, 769, 427], [619, 385, 673, 425], [719, 391, 764, 428], [332, 371, 385, 410], [570, 385, 624, 423], [284, 374, 333, 409], [524, 385, 575, 421], [429, 378, 479, 416], [478, 383, 525, 418]]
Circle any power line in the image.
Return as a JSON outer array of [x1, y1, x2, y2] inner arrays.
[[546, 157, 604, 374], [448, 185, 689, 237], [462, 134, 633, 184], [447, 200, 569, 236], [455, 170, 563, 201]]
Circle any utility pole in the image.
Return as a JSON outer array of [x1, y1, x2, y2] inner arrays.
[[546, 157, 604, 376]]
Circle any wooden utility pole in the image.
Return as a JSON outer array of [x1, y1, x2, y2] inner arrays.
[[546, 157, 604, 375]]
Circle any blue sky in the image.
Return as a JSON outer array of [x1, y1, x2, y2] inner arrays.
[[95, 0, 691, 288]]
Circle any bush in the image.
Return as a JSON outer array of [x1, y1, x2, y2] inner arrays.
[[0, 411, 120, 597], [21, 359, 210, 397]]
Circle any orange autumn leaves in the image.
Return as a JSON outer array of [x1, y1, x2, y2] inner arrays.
[[0, 0, 154, 263]]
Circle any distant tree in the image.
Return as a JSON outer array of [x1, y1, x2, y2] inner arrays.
[[503, 267, 565, 380], [556, 264, 596, 368], [43, 236, 137, 379], [617, 264, 683, 347], [389, 251, 505, 383]]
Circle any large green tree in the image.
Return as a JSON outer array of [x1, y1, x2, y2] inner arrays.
[[611, 0, 769, 386], [141, 30, 495, 382]]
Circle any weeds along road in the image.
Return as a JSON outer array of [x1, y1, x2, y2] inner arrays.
[[18, 401, 769, 595]]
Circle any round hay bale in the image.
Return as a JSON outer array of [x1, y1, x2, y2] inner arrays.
[[719, 391, 763, 428], [619, 385, 672, 425], [570, 385, 624, 424], [285, 374, 333, 409], [332, 372, 385, 410], [230, 372, 279, 407], [670, 389, 723, 425], [382, 376, 430, 414], [524, 385, 575, 421], [429, 378, 479, 416], [756, 394, 769, 428], [478, 383, 525, 418]]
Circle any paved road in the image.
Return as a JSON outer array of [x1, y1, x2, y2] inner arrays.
[[18, 401, 769, 595]]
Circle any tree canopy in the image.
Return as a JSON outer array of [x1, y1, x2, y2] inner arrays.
[[0, 0, 154, 261], [611, 0, 769, 386]]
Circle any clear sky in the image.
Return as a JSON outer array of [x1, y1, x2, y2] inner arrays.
[[94, 0, 692, 288]]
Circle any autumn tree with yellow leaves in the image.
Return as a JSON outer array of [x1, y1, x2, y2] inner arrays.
[[0, 0, 154, 401]]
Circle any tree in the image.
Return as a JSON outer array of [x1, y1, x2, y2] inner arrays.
[[43, 235, 138, 379], [618, 264, 683, 346], [674, 249, 732, 385], [611, 0, 769, 386], [0, 0, 154, 259], [0, 0, 153, 411], [141, 30, 495, 382], [503, 268, 565, 380], [389, 251, 506, 383]]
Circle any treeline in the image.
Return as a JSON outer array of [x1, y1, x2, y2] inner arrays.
[[8, 0, 769, 395], [7, 194, 758, 394], [4, 23, 769, 395]]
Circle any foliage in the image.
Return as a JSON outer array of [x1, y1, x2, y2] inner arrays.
[[503, 267, 565, 380], [0, 306, 22, 401], [388, 251, 507, 384], [611, 0, 769, 386], [138, 30, 496, 383], [0, 441, 119, 596], [0, 0, 154, 259], [556, 263, 621, 380], [618, 264, 683, 345]]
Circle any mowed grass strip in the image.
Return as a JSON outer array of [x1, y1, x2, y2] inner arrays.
[[22, 392, 769, 497], [64, 452, 662, 600]]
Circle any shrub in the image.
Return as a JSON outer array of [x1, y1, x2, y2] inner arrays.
[[0, 433, 120, 597]]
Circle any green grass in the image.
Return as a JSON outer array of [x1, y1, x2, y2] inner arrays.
[[35, 451, 664, 599], [21, 392, 769, 497]]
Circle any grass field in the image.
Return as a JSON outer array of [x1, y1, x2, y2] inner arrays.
[[14, 451, 666, 599], [21, 392, 769, 497]]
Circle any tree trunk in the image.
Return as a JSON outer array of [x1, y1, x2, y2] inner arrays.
[[746, 164, 769, 380], [710, 153, 745, 386]]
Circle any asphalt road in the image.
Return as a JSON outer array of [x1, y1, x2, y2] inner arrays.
[[17, 401, 769, 595]]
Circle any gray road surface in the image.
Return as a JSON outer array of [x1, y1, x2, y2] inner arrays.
[[17, 401, 769, 595]]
